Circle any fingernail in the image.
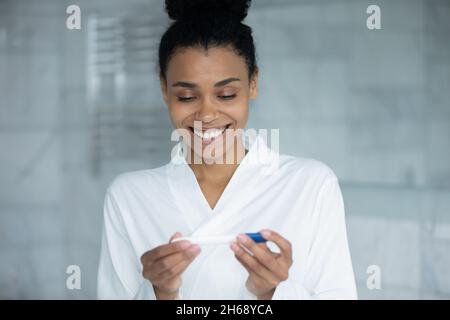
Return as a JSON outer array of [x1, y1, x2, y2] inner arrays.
[[188, 245, 201, 255], [237, 234, 247, 243], [178, 241, 191, 249], [230, 242, 241, 253], [261, 230, 271, 238]]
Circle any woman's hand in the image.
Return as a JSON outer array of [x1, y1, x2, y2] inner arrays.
[[140, 232, 201, 300], [230, 229, 293, 300]]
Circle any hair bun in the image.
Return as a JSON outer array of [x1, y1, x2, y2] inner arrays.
[[165, 0, 251, 23]]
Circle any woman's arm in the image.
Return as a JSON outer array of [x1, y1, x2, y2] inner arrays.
[[97, 191, 157, 300], [241, 175, 357, 300], [274, 176, 357, 300]]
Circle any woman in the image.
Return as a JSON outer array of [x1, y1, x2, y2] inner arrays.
[[97, 0, 357, 300]]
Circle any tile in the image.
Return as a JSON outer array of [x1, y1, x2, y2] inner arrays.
[[343, 150, 425, 186], [349, 217, 420, 295], [350, 32, 423, 89], [0, 131, 62, 206], [342, 185, 426, 221], [346, 216, 388, 284], [425, 62, 450, 117], [64, 244, 102, 299], [0, 210, 64, 248], [424, 119, 450, 187], [0, 53, 60, 128], [424, 0, 450, 34], [383, 219, 421, 288]]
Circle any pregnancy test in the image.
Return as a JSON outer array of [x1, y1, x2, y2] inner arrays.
[[171, 232, 267, 245]]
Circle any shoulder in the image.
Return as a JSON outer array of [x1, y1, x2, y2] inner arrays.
[[277, 153, 338, 184], [276, 156, 345, 223], [106, 164, 169, 198]]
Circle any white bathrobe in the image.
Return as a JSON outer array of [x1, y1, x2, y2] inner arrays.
[[97, 135, 357, 300]]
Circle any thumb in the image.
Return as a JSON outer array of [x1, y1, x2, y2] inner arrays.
[[169, 231, 182, 243]]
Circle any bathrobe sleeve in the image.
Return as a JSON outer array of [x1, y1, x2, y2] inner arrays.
[[252, 175, 357, 300], [97, 190, 155, 299], [97, 189, 184, 300], [97, 189, 181, 299]]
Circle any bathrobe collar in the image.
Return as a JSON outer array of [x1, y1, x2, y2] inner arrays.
[[166, 134, 278, 236]]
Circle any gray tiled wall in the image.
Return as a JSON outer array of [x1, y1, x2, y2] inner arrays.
[[0, 0, 449, 299]]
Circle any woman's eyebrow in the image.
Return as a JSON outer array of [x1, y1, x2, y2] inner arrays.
[[172, 81, 196, 89], [214, 77, 241, 87], [171, 77, 241, 89]]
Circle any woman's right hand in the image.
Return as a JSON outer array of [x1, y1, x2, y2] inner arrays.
[[140, 232, 201, 300]]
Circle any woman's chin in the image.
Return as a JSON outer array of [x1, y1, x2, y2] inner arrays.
[[192, 149, 226, 164], [190, 143, 240, 165]]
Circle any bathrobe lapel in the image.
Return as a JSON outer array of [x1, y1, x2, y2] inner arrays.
[[166, 134, 278, 298], [166, 134, 276, 237]]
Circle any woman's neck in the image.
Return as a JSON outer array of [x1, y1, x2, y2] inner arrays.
[[188, 140, 247, 183]]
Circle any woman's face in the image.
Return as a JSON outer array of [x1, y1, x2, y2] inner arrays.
[[160, 46, 258, 163]]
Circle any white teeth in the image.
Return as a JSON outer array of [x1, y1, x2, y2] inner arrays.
[[193, 127, 225, 140]]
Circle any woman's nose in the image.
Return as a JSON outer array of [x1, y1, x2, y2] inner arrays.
[[195, 98, 218, 123]]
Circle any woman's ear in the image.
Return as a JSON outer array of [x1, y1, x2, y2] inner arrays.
[[249, 68, 259, 100], [160, 75, 169, 105]]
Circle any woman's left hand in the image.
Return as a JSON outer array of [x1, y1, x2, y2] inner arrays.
[[230, 229, 293, 300]]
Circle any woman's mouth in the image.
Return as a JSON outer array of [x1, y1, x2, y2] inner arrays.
[[189, 124, 231, 145]]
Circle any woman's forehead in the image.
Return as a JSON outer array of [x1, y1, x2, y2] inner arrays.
[[166, 46, 248, 85]]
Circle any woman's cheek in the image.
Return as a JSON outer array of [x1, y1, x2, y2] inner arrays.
[[230, 102, 249, 120]]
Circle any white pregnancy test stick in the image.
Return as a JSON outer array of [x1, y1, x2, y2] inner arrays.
[[171, 233, 267, 245]]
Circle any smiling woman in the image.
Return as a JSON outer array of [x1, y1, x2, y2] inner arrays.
[[163, 46, 255, 164], [97, 0, 357, 300]]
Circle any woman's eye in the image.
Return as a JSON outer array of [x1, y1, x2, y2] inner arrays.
[[177, 96, 196, 102], [218, 94, 236, 100]]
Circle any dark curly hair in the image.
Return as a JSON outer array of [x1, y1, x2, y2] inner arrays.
[[158, 0, 257, 81]]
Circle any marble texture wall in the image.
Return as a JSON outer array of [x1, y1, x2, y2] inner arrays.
[[0, 0, 449, 299]]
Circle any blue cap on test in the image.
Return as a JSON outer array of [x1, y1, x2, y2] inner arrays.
[[245, 232, 267, 243]]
